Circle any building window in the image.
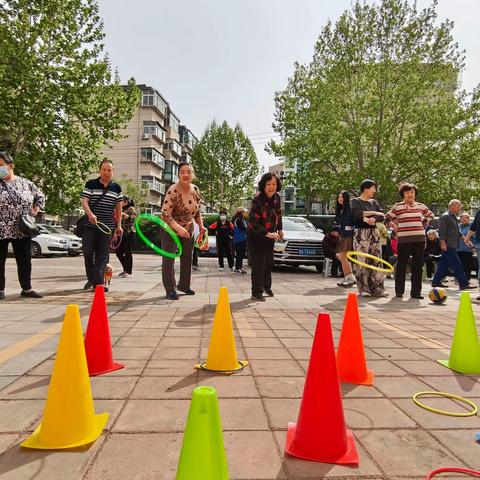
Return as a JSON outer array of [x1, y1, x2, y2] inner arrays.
[[164, 160, 179, 183], [143, 121, 166, 142], [165, 115, 179, 133], [140, 148, 165, 169], [166, 141, 182, 157], [141, 92, 167, 116], [285, 187, 295, 202], [141, 175, 165, 194]]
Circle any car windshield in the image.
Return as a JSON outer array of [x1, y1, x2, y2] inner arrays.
[[41, 226, 59, 234], [282, 218, 317, 232]]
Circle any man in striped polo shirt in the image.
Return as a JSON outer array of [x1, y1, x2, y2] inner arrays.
[[386, 183, 434, 299], [81, 160, 123, 291]]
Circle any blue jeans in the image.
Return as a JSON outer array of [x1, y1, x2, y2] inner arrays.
[[432, 247, 468, 287]]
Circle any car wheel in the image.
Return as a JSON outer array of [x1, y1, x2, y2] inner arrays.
[[315, 264, 324, 273], [31, 242, 41, 258]]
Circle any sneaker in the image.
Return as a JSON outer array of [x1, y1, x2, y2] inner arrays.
[[373, 291, 389, 298], [264, 289, 274, 297], [359, 291, 372, 297], [218, 267, 224, 271], [167, 291, 179, 300], [192, 266, 200, 271], [92, 285, 108, 293], [395, 293, 403, 298], [240, 269, 248, 274], [251, 294, 265, 302], [118, 272, 127, 278], [20, 290, 43, 298], [0, 291, 4, 300], [411, 295, 424, 299], [83, 280, 94, 290], [460, 284, 476, 290], [178, 288, 195, 295], [337, 279, 345, 286], [233, 269, 242, 274], [432, 282, 448, 288]]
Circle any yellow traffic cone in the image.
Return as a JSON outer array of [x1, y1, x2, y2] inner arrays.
[[195, 287, 248, 374], [21, 304, 108, 449], [438, 292, 480, 374]]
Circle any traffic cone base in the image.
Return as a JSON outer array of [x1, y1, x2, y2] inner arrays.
[[195, 360, 248, 374], [341, 368, 374, 386], [21, 413, 108, 450], [286, 422, 359, 465], [437, 359, 480, 374], [90, 361, 124, 377]]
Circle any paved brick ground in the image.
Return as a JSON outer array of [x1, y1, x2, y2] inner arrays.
[[1, 254, 480, 479]]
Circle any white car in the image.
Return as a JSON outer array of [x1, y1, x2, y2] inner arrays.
[[8, 232, 69, 258], [37, 224, 82, 256], [274, 216, 325, 272]]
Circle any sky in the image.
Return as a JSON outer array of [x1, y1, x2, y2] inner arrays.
[[97, 0, 480, 170]]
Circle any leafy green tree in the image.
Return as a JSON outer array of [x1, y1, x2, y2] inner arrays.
[[270, 0, 480, 209], [118, 174, 147, 208], [0, 0, 140, 213], [192, 120, 260, 212]]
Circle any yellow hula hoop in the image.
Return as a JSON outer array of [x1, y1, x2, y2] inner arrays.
[[96, 221, 112, 235], [346, 251, 394, 273], [413, 391, 478, 417]]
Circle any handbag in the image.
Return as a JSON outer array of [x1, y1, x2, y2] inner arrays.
[[19, 214, 40, 237], [75, 188, 109, 237]]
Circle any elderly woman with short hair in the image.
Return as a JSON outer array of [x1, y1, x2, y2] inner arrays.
[[386, 183, 434, 299], [0, 151, 45, 300]]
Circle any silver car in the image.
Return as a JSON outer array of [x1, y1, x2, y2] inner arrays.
[[38, 225, 82, 256], [274, 216, 325, 272]]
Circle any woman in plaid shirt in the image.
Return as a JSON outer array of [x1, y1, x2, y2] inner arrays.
[[247, 173, 283, 301]]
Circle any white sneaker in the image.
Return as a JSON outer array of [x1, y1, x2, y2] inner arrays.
[[118, 272, 127, 278], [337, 278, 345, 286], [218, 267, 224, 271], [359, 291, 371, 297], [374, 291, 389, 298]]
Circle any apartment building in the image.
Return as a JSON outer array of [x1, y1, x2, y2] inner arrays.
[[102, 84, 197, 213]]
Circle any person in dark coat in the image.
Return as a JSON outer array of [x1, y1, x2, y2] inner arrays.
[[322, 227, 341, 277], [209, 210, 234, 271], [247, 173, 283, 301]]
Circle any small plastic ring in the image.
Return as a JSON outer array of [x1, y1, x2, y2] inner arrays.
[[413, 391, 478, 417], [346, 250, 394, 273], [426, 467, 480, 479]]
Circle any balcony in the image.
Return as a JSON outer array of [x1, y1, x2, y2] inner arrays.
[[141, 148, 165, 169], [166, 140, 182, 157], [141, 176, 165, 195], [141, 92, 167, 116], [143, 122, 166, 143]]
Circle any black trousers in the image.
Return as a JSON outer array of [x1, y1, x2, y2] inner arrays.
[[82, 227, 111, 286], [192, 247, 199, 267], [234, 241, 247, 270], [457, 251, 474, 279], [115, 234, 134, 274], [250, 244, 274, 296], [161, 231, 194, 295], [395, 241, 425, 296], [0, 237, 32, 291], [217, 240, 234, 269]]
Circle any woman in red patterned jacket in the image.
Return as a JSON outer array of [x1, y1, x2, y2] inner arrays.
[[247, 172, 283, 301]]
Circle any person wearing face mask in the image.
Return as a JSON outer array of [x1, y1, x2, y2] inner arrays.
[[81, 159, 123, 292], [161, 162, 205, 300], [247, 172, 283, 301], [209, 210, 234, 271], [0, 151, 45, 300], [232, 207, 248, 274]]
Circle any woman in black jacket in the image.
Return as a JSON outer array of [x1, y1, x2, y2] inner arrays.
[[334, 191, 356, 287], [247, 173, 283, 301]]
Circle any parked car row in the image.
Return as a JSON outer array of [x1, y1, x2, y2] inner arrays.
[[199, 216, 326, 272], [7, 224, 82, 258]]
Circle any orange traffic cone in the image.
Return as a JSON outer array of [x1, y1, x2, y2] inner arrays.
[[84, 285, 124, 376], [336, 292, 373, 385], [285, 313, 359, 464]]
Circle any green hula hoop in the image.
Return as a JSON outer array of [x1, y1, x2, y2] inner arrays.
[[135, 214, 182, 259], [413, 391, 478, 417]]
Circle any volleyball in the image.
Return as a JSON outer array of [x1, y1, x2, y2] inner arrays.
[[428, 287, 447, 304]]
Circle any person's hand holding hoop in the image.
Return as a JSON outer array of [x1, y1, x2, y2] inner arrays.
[[177, 226, 190, 239], [88, 213, 97, 225]]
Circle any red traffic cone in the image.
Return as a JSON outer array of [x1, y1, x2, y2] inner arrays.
[[84, 285, 124, 376], [336, 292, 373, 385], [285, 313, 359, 464]]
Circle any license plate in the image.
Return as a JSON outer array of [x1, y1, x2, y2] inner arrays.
[[299, 248, 315, 255]]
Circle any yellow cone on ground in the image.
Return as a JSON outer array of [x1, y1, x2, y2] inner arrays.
[[438, 292, 480, 374], [195, 287, 248, 373], [21, 304, 108, 449]]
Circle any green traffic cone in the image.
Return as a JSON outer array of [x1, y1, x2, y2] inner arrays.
[[176, 386, 229, 480], [438, 292, 480, 373]]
